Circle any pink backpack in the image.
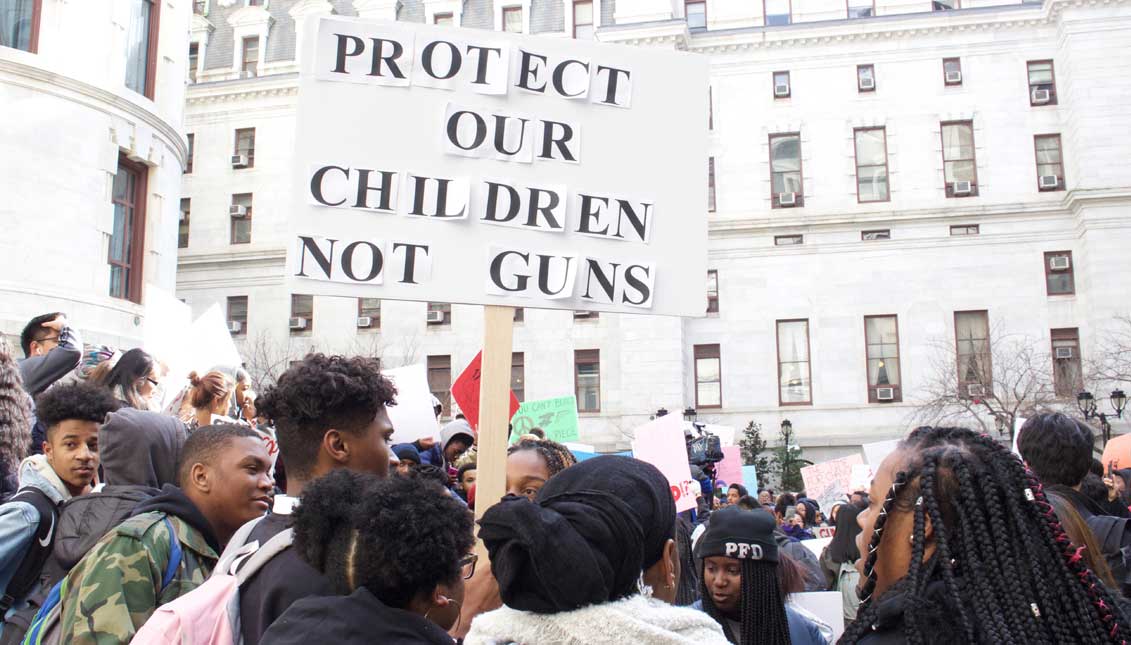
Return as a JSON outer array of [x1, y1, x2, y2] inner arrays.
[[132, 516, 293, 645]]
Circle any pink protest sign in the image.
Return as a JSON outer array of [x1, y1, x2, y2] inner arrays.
[[800, 454, 864, 514], [631, 415, 699, 513], [715, 445, 743, 489]]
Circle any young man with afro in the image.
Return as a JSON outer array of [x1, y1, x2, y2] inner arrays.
[[238, 353, 398, 644], [0, 382, 118, 637]]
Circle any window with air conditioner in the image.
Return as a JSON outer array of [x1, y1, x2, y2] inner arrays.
[[1044, 251, 1074, 295], [943, 58, 962, 86], [290, 294, 313, 333], [941, 122, 978, 197], [955, 310, 991, 398], [234, 128, 255, 168], [866, 315, 902, 402], [857, 64, 876, 92], [230, 193, 253, 244], [227, 296, 248, 336], [1027, 60, 1057, 106], [772, 71, 791, 98], [1034, 134, 1065, 192], [770, 133, 803, 208], [427, 302, 451, 325], [358, 297, 381, 329], [1051, 328, 1081, 397]]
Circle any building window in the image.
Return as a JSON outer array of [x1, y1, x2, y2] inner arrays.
[[694, 344, 722, 408], [193, 0, 207, 13], [941, 121, 978, 197], [188, 42, 199, 83], [708, 157, 716, 212], [427, 302, 452, 325], [1034, 134, 1065, 191], [706, 270, 719, 313], [1051, 328, 1082, 398], [433, 12, 453, 25], [125, 0, 160, 99], [955, 310, 991, 397], [950, 224, 979, 236], [862, 229, 890, 241], [932, 0, 956, 10], [769, 133, 803, 208], [178, 198, 190, 249], [574, 311, 599, 321], [108, 155, 148, 303], [857, 64, 875, 92], [686, 0, 706, 29], [358, 297, 381, 329], [502, 6, 522, 32], [230, 193, 253, 244], [241, 36, 259, 77], [1044, 251, 1074, 296], [775, 234, 803, 246], [513, 307, 524, 323], [511, 352, 525, 402], [290, 294, 313, 334], [865, 315, 901, 403], [427, 355, 451, 418], [185, 133, 194, 174], [573, 0, 594, 38], [777, 320, 811, 405], [227, 296, 248, 335], [854, 127, 889, 202], [708, 86, 714, 130], [942, 58, 962, 86], [847, 0, 874, 18], [234, 128, 256, 168], [772, 71, 791, 98], [0, 0, 40, 52], [764, 0, 791, 25], [575, 349, 601, 412], [1027, 60, 1057, 106]]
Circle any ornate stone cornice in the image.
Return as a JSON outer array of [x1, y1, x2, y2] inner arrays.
[[228, 5, 275, 28], [185, 73, 299, 105]]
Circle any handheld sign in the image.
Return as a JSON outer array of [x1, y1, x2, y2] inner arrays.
[[288, 16, 708, 316], [632, 414, 699, 513], [450, 351, 521, 430], [508, 395, 580, 444], [800, 454, 864, 515]]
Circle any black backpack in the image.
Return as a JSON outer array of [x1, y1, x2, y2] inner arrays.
[[0, 487, 59, 645], [1086, 514, 1131, 596]]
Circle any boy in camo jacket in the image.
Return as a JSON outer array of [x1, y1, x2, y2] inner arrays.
[[58, 425, 273, 644]]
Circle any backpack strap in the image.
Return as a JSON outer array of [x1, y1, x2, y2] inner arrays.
[[1, 488, 60, 615], [213, 515, 268, 577], [233, 529, 293, 585], [160, 517, 184, 592]]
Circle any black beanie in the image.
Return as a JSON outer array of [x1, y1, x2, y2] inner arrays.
[[696, 507, 779, 563], [478, 455, 676, 614]]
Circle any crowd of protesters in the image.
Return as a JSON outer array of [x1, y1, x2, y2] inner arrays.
[[2, 311, 1131, 643]]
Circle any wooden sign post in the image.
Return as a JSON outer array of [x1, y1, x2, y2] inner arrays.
[[474, 305, 516, 530]]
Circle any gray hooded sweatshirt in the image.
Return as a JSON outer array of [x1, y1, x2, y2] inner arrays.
[[49, 408, 187, 576]]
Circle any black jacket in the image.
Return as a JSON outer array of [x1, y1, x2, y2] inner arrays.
[[261, 587, 454, 645], [854, 579, 975, 645], [238, 511, 334, 645]]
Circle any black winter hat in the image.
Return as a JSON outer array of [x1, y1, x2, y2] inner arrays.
[[696, 506, 779, 563]]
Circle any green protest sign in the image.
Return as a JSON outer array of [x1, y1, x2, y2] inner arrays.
[[509, 396, 580, 444]]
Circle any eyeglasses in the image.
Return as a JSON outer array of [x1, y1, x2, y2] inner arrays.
[[459, 553, 478, 580], [34, 336, 60, 345], [145, 378, 160, 387]]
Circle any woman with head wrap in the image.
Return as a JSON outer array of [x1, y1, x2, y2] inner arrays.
[[464, 456, 729, 645]]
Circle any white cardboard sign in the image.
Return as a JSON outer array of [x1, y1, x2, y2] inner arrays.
[[384, 364, 442, 445], [288, 16, 708, 317]]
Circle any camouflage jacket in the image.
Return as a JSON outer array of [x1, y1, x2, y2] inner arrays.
[[58, 511, 218, 645]]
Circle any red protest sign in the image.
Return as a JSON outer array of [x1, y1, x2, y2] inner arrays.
[[451, 351, 520, 430]]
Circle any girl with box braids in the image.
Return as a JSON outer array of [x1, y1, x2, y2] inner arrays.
[[841, 426, 1131, 645], [700, 559, 792, 645]]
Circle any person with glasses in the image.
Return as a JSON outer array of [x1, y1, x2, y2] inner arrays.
[[88, 347, 162, 410], [262, 469, 474, 645], [18, 312, 83, 454]]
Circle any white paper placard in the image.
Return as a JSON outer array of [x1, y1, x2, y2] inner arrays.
[[288, 16, 708, 317], [384, 364, 442, 444]]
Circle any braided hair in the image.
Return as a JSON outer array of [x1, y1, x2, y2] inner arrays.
[[700, 559, 792, 645], [843, 426, 1131, 645], [507, 437, 577, 477]]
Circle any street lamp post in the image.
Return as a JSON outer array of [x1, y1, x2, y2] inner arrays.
[[683, 407, 697, 423], [1077, 390, 1128, 445]]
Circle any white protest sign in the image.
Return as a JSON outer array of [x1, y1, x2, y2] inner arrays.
[[288, 16, 708, 316], [384, 364, 441, 444], [862, 439, 900, 467], [801, 454, 863, 514], [631, 414, 699, 513], [849, 464, 874, 494], [792, 592, 846, 642], [799, 536, 834, 558]]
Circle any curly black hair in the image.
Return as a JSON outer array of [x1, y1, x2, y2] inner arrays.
[[507, 437, 577, 477], [35, 382, 120, 440], [293, 469, 475, 608], [412, 463, 450, 489], [256, 354, 396, 478]]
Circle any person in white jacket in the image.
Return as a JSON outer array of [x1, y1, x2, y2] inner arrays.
[[464, 456, 730, 645]]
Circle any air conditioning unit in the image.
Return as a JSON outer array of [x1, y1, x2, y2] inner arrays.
[[226, 321, 242, 333], [859, 76, 875, 90], [945, 70, 963, 84], [356, 316, 373, 328], [967, 383, 986, 398], [1049, 255, 1071, 271], [952, 181, 972, 196], [774, 82, 790, 97], [288, 317, 307, 330], [778, 192, 798, 207], [229, 204, 248, 217], [1055, 346, 1074, 359], [240, 70, 257, 79], [1031, 88, 1051, 104], [876, 387, 895, 401], [1039, 175, 1060, 190], [231, 155, 248, 168], [426, 310, 445, 324]]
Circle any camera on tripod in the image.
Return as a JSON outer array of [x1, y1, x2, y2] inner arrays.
[[685, 422, 724, 466]]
